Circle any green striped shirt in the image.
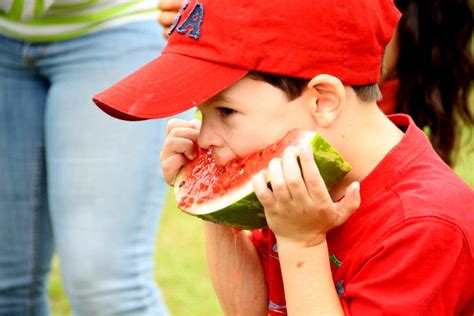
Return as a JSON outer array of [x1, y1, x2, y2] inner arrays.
[[0, 0, 160, 42]]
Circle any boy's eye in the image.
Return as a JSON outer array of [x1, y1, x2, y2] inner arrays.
[[217, 107, 236, 117]]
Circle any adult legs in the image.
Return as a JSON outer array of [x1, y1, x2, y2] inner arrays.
[[0, 35, 54, 316], [41, 21, 189, 315]]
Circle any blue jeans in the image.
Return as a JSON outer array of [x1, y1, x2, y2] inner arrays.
[[0, 21, 191, 316]]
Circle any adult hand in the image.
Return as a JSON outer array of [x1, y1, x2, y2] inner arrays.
[[252, 145, 360, 248], [158, 0, 183, 39]]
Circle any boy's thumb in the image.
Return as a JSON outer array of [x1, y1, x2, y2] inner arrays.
[[336, 181, 361, 225]]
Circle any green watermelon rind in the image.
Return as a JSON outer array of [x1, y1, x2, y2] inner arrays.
[[175, 133, 351, 230], [197, 192, 266, 230]]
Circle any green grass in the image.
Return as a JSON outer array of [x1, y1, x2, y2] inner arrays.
[[49, 125, 473, 316], [153, 192, 221, 316], [454, 122, 474, 186], [49, 257, 71, 315]]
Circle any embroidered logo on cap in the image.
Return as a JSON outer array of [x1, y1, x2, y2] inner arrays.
[[168, 0, 204, 39]]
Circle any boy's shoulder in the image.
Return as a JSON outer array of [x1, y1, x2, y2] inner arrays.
[[328, 115, 473, 311], [394, 158, 472, 216], [356, 161, 473, 255], [391, 152, 474, 252], [333, 164, 473, 314], [376, 132, 474, 261], [355, 115, 473, 256]]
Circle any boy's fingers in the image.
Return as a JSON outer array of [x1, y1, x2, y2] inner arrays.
[[335, 182, 360, 225], [252, 171, 276, 209], [161, 137, 196, 161], [282, 146, 307, 201], [166, 118, 200, 135], [190, 118, 201, 129], [299, 145, 329, 200], [162, 154, 188, 185], [268, 158, 292, 203], [167, 126, 199, 141]]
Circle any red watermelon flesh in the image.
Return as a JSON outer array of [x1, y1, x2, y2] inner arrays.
[[177, 129, 299, 209], [174, 129, 351, 229]]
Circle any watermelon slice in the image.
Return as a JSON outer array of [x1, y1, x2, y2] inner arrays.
[[174, 129, 351, 230]]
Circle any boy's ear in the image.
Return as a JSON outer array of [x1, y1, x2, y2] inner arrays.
[[306, 74, 346, 128]]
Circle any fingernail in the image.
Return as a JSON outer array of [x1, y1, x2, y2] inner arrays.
[[252, 172, 263, 184], [190, 119, 201, 127], [352, 181, 360, 192], [286, 146, 299, 156], [269, 158, 280, 168]]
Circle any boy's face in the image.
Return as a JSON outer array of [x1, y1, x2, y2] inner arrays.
[[197, 76, 317, 165]]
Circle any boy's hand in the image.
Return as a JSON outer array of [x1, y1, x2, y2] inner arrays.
[[252, 145, 360, 248], [160, 118, 200, 185], [158, 0, 183, 39]]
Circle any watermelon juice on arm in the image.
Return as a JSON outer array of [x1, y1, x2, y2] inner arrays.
[[174, 129, 351, 230]]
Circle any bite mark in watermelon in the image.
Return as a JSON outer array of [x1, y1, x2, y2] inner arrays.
[[174, 129, 351, 230]]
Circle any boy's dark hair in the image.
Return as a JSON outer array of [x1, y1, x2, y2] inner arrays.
[[248, 72, 381, 103]]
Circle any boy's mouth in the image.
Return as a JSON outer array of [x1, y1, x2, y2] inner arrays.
[[210, 147, 239, 167]]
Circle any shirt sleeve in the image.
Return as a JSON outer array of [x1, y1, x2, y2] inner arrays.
[[1, 0, 56, 22], [341, 218, 473, 315]]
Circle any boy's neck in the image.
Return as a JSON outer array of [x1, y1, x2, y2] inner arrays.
[[327, 104, 404, 201]]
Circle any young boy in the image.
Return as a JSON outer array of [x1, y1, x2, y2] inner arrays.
[[93, 0, 474, 314]]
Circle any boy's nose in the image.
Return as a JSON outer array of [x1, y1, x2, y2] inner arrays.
[[197, 122, 223, 150]]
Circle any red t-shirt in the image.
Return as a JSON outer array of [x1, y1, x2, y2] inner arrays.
[[250, 114, 474, 315], [378, 79, 400, 115]]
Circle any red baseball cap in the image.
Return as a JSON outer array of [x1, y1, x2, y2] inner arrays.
[[93, 0, 401, 121]]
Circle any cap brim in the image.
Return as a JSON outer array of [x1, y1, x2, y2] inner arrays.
[[93, 52, 248, 121]]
